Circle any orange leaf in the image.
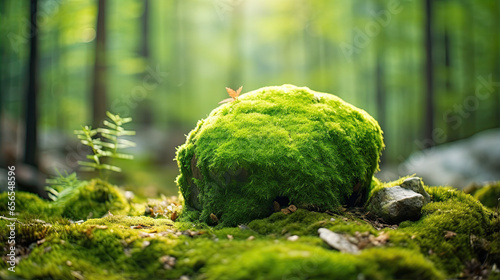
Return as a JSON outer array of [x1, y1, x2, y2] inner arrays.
[[226, 86, 242, 100]]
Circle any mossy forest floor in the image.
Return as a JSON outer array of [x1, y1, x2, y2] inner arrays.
[[1, 178, 499, 280]]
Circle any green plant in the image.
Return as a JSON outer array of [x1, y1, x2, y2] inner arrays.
[[45, 170, 84, 202], [74, 111, 136, 178]]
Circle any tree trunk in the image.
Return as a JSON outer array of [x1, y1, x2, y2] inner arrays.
[[92, 0, 107, 128], [423, 0, 434, 147], [375, 54, 386, 163], [140, 0, 149, 58], [24, 0, 39, 167]]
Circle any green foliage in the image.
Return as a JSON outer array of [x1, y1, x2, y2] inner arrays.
[[176, 85, 384, 226], [45, 170, 84, 202], [74, 111, 136, 178]]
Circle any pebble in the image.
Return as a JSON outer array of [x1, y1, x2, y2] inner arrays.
[[287, 235, 299, 242]]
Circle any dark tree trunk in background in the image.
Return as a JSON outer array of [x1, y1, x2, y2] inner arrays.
[[140, 0, 150, 58], [443, 18, 458, 141], [136, 0, 154, 126], [375, 54, 386, 163], [493, 0, 500, 127], [92, 0, 107, 128], [24, 0, 39, 167], [463, 1, 475, 136], [423, 0, 435, 147]]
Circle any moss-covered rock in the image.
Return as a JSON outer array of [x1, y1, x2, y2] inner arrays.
[[53, 179, 130, 220], [176, 85, 384, 226], [472, 182, 500, 209]]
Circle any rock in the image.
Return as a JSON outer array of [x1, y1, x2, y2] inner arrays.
[[398, 128, 500, 189], [401, 177, 431, 203], [367, 186, 426, 224], [318, 228, 359, 254], [176, 85, 384, 226]]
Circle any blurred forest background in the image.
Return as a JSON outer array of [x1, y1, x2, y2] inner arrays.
[[1, 0, 499, 198]]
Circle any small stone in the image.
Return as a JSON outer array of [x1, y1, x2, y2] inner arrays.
[[247, 235, 255, 241], [444, 231, 457, 240], [287, 235, 299, 241], [159, 255, 176, 269], [227, 234, 233, 240], [180, 276, 190, 280], [141, 240, 150, 249], [401, 177, 431, 203], [367, 186, 425, 224], [318, 228, 359, 254], [66, 260, 72, 266], [288, 205, 297, 213]]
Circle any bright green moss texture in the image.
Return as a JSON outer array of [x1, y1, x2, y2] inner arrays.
[[1, 181, 498, 279], [176, 85, 384, 226]]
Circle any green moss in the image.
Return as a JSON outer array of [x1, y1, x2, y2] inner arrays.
[[0, 191, 53, 219], [358, 247, 445, 280], [53, 179, 130, 220], [473, 182, 500, 208], [202, 243, 362, 280], [176, 85, 384, 226], [2, 176, 498, 279], [390, 185, 495, 275]]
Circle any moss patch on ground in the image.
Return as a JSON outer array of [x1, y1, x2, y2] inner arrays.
[[176, 85, 384, 226], [1, 176, 499, 279]]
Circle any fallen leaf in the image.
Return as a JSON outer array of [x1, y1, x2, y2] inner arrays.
[[374, 232, 390, 244], [171, 211, 178, 221], [273, 201, 280, 212], [71, 271, 84, 280], [281, 208, 291, 215], [210, 213, 219, 223]]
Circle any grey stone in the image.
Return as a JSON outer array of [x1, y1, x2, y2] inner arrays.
[[368, 186, 425, 224], [318, 228, 359, 254], [396, 128, 500, 189], [401, 177, 431, 203]]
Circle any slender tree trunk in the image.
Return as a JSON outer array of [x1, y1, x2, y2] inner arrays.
[[92, 0, 107, 128], [492, 0, 500, 127], [375, 54, 386, 163], [140, 0, 150, 58], [423, 0, 435, 147], [463, 1, 475, 136], [24, 0, 39, 167]]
